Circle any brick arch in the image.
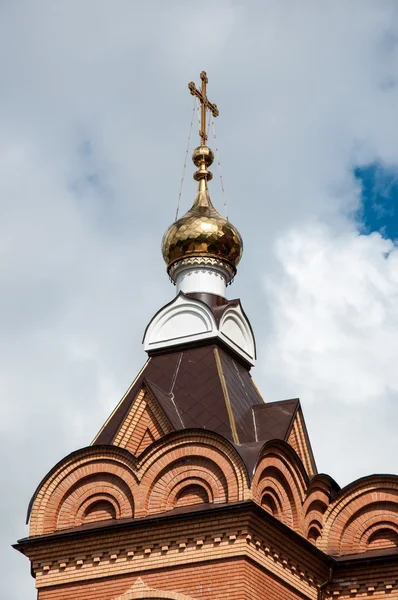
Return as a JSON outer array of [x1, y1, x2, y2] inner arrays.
[[348, 504, 398, 553], [170, 479, 212, 507], [29, 447, 139, 536], [305, 498, 328, 517], [174, 483, 210, 507], [56, 472, 134, 530], [252, 444, 307, 533], [353, 517, 398, 552], [321, 476, 398, 555], [302, 477, 335, 545], [304, 498, 328, 542], [78, 496, 118, 524], [257, 466, 295, 527], [308, 521, 322, 547], [143, 454, 231, 515], [365, 524, 398, 550], [135, 431, 248, 517], [147, 457, 227, 513], [260, 487, 283, 519]]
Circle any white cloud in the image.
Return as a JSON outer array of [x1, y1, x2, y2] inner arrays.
[[1, 1, 398, 598], [259, 225, 398, 483]]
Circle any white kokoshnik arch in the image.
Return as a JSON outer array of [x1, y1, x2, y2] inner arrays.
[[143, 293, 256, 365]]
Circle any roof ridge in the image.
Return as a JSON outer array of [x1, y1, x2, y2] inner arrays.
[[213, 347, 239, 444], [144, 377, 185, 430], [253, 398, 300, 410]]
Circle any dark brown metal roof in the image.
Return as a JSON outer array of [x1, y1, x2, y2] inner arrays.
[[94, 337, 311, 464], [95, 344, 264, 446], [186, 292, 240, 326], [185, 291, 229, 308], [333, 546, 398, 562], [252, 399, 299, 443], [144, 379, 183, 429]]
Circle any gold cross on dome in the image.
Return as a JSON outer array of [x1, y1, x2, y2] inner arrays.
[[188, 71, 219, 146]]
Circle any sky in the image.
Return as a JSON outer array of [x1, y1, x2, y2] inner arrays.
[[1, 1, 398, 598]]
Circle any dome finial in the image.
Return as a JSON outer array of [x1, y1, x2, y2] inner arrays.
[[188, 71, 218, 210], [188, 71, 219, 147], [161, 71, 243, 298]]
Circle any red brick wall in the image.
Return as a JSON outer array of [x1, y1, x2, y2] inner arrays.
[[38, 558, 305, 600]]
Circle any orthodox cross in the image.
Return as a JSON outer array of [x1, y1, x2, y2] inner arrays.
[[188, 71, 219, 146]]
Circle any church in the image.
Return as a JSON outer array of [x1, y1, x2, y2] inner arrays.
[[14, 72, 398, 600]]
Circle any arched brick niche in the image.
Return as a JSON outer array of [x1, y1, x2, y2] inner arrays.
[[81, 498, 117, 523], [307, 524, 322, 546], [29, 447, 138, 536], [261, 489, 280, 518], [302, 474, 337, 547], [28, 432, 249, 533], [174, 483, 210, 507], [258, 466, 295, 526], [349, 506, 398, 553], [321, 476, 398, 555], [366, 525, 398, 550], [304, 498, 327, 545], [252, 442, 307, 534], [146, 456, 227, 513], [57, 472, 134, 530], [136, 431, 248, 517]]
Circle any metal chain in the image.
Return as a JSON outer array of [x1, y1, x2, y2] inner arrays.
[[211, 117, 227, 218], [195, 101, 201, 140], [176, 97, 197, 220], [196, 105, 211, 141]]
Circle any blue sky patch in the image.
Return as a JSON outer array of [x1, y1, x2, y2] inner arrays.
[[355, 164, 398, 240]]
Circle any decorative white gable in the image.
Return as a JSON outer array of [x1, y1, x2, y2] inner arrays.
[[219, 304, 256, 364], [144, 295, 216, 351], [143, 294, 256, 365]]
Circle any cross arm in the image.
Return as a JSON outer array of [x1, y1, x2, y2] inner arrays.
[[188, 82, 219, 117]]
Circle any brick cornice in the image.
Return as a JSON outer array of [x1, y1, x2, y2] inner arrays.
[[16, 501, 330, 598], [15, 500, 398, 599], [16, 500, 326, 561], [18, 499, 398, 568]]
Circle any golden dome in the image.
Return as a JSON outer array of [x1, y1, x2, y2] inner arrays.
[[162, 146, 243, 282]]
